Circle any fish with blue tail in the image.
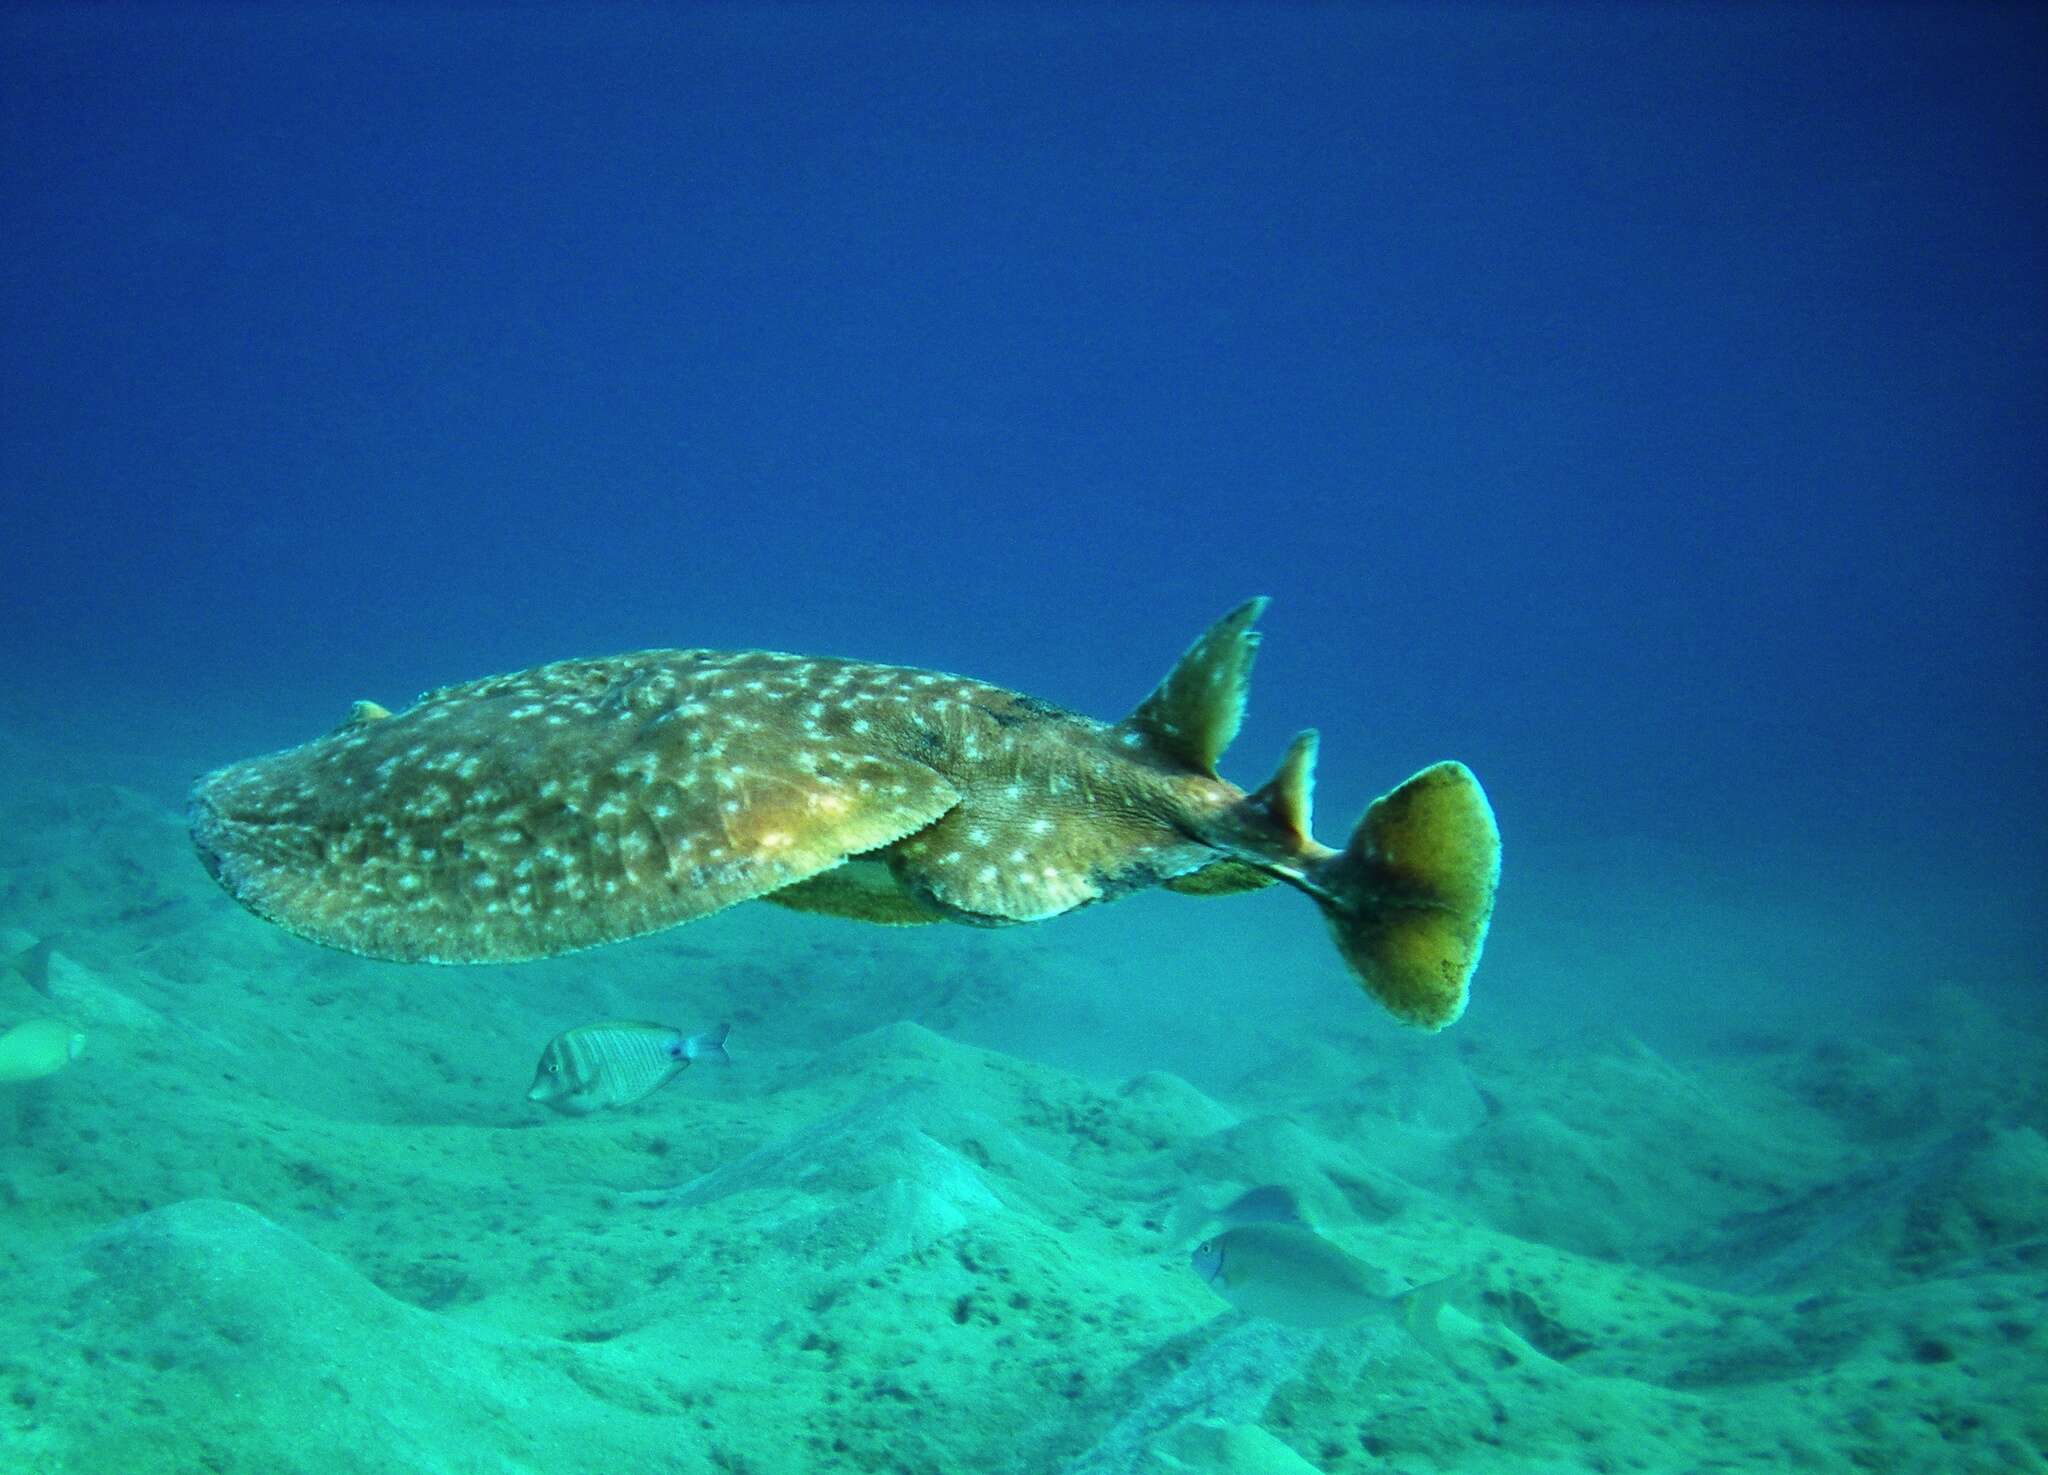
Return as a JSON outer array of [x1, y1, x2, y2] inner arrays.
[[527, 1020, 730, 1115]]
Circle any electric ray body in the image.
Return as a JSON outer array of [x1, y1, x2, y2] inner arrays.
[[190, 600, 1501, 1028]]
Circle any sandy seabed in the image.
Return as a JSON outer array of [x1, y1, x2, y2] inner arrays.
[[0, 742, 2042, 1475]]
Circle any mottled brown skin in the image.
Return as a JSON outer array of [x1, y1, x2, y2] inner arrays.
[[189, 649, 1282, 960], [865, 691, 1311, 924], [191, 601, 1499, 1029]]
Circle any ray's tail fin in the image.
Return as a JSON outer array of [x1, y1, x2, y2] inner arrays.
[[1310, 761, 1500, 1030], [1125, 599, 1498, 1028]]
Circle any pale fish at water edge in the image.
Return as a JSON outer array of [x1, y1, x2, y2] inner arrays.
[[0, 1018, 87, 1084]]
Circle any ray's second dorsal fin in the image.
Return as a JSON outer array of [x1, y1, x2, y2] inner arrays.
[[1249, 729, 1318, 848], [1121, 597, 1268, 777]]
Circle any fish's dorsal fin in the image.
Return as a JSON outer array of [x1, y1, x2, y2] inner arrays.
[[6, 936, 57, 997], [1122, 597, 1268, 777], [1248, 729, 1318, 848]]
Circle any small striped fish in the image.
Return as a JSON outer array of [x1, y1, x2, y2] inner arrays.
[[527, 1020, 730, 1115]]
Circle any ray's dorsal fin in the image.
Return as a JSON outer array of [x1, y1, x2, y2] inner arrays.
[[1248, 729, 1318, 848], [1121, 597, 1268, 777]]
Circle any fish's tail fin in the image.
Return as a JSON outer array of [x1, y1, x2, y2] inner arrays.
[[1394, 1273, 1459, 1363], [1309, 762, 1499, 1031], [687, 1023, 732, 1066]]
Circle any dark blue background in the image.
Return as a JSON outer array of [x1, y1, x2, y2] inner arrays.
[[4, 6, 2042, 1018]]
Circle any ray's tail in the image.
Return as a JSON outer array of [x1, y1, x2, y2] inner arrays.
[[1309, 761, 1500, 1030], [1131, 598, 1500, 1030]]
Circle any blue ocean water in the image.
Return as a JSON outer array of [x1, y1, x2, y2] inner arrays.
[[35, 18, 2048, 1032], [8, 5, 2040, 1034], [1, 7, 2043, 1473]]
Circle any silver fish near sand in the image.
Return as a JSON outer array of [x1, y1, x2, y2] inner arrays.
[[527, 1020, 730, 1115], [0, 1018, 87, 1084], [1191, 1223, 1455, 1354], [189, 599, 1500, 1030]]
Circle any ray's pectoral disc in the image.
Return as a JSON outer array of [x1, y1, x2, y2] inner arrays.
[[188, 649, 964, 964]]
